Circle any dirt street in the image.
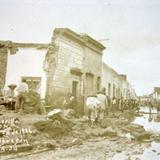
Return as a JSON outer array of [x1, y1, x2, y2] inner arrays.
[[1, 108, 160, 160]]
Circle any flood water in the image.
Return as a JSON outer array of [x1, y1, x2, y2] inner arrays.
[[133, 106, 160, 132], [133, 106, 160, 160]]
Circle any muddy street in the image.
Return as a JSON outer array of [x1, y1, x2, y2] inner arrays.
[[1, 2, 160, 159], [3, 137, 148, 160], [1, 106, 160, 160]]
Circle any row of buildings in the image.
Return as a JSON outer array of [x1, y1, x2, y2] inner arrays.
[[152, 87, 160, 103], [102, 63, 136, 100], [139, 87, 160, 105], [0, 28, 136, 112]]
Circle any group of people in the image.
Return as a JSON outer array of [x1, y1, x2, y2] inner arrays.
[[110, 97, 139, 112], [86, 90, 139, 127], [0, 79, 29, 112], [86, 90, 108, 127]]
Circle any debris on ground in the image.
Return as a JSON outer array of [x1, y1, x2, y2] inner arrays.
[[1, 107, 160, 160], [34, 109, 74, 138]]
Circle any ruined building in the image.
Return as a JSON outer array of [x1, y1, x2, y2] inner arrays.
[[0, 28, 135, 113], [44, 28, 105, 106], [0, 28, 105, 113], [0, 41, 48, 98]]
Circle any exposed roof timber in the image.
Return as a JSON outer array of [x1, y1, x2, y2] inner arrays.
[[0, 40, 49, 49], [14, 42, 49, 49]]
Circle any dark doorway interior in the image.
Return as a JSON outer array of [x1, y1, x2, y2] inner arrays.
[[72, 81, 78, 98]]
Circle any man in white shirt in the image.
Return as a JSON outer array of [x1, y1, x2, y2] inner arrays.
[[17, 79, 29, 111], [86, 95, 100, 126], [97, 91, 108, 120]]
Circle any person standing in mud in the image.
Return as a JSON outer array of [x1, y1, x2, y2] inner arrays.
[[16, 79, 29, 112], [149, 100, 153, 113], [112, 96, 117, 116], [96, 90, 108, 120], [119, 97, 124, 111], [86, 95, 100, 127]]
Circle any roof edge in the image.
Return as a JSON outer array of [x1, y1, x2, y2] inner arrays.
[[53, 28, 106, 51]]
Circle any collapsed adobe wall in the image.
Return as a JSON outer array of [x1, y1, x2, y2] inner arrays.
[[0, 46, 8, 93], [0, 41, 18, 94], [43, 40, 58, 105]]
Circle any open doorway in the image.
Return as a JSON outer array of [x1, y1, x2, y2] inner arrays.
[[72, 81, 78, 98]]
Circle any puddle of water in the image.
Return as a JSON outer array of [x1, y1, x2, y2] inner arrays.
[[133, 106, 160, 133], [141, 141, 160, 160], [139, 106, 158, 114], [133, 106, 160, 160]]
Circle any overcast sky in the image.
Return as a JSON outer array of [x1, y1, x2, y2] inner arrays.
[[0, 0, 160, 96]]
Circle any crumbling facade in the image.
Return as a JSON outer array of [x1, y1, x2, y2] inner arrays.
[[45, 28, 105, 111], [0, 44, 8, 92], [0, 41, 48, 98], [0, 41, 18, 93], [0, 28, 137, 112]]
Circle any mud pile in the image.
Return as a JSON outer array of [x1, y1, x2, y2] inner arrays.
[[34, 117, 74, 138]]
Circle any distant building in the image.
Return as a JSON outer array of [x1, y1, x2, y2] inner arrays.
[[102, 63, 121, 99], [152, 87, 160, 102], [139, 95, 151, 103], [102, 63, 136, 100]]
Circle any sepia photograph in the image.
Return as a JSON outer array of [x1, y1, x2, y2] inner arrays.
[[0, 0, 160, 159]]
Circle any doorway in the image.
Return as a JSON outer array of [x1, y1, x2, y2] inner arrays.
[[72, 81, 78, 98]]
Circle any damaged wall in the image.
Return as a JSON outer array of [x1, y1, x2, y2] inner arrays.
[[44, 42, 58, 103], [0, 47, 8, 93], [45, 28, 105, 112], [6, 47, 47, 98]]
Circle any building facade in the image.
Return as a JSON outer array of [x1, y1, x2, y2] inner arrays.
[[102, 63, 136, 100], [102, 63, 121, 99], [1, 28, 137, 113], [44, 28, 105, 109], [151, 87, 160, 103]]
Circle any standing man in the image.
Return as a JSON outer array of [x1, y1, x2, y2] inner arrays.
[[97, 89, 108, 120], [16, 79, 29, 112], [112, 96, 117, 116], [86, 95, 100, 127]]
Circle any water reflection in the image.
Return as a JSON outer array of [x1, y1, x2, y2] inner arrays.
[[141, 141, 160, 160], [133, 106, 160, 132]]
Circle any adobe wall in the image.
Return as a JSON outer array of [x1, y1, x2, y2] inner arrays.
[[0, 47, 8, 94]]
